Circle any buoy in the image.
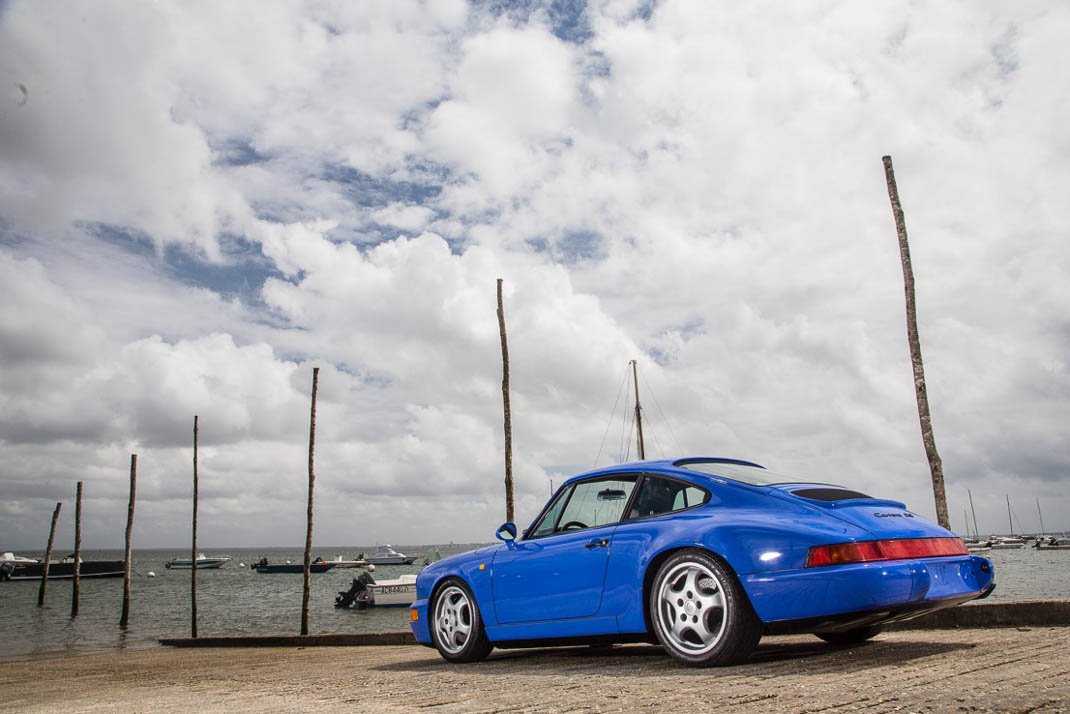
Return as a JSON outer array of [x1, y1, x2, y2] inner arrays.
[[239, 562, 246, 568], [368, 563, 376, 572], [147, 571, 156, 578]]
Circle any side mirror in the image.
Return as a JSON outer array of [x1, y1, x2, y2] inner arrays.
[[496, 522, 518, 545]]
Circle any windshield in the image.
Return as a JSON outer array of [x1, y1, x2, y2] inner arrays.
[[676, 460, 800, 487]]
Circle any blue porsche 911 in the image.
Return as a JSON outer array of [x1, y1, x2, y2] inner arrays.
[[410, 457, 995, 667]]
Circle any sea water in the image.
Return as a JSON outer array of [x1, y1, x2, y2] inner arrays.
[[0, 545, 471, 661], [0, 544, 1067, 661]]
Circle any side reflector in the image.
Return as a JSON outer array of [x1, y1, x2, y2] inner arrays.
[[410, 609, 419, 622], [806, 537, 968, 567]]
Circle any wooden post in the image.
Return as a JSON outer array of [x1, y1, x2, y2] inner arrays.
[[882, 155, 950, 529], [37, 502, 62, 607], [120, 454, 137, 627], [191, 415, 199, 638], [301, 367, 319, 636], [71, 481, 83, 617], [497, 279, 515, 523]]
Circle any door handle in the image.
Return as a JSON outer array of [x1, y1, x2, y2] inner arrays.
[[585, 538, 609, 549]]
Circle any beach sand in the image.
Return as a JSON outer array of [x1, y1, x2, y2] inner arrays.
[[1, 627, 1068, 712]]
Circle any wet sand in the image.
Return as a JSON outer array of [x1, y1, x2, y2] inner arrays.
[[1, 627, 1068, 713]]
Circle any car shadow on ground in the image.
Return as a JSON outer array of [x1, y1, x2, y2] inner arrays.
[[375, 635, 976, 676]]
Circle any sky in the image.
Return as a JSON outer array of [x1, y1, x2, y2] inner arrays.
[[1, 0, 1067, 550]]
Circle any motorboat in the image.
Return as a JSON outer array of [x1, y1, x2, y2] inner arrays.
[[1, 552, 125, 581], [253, 556, 337, 574], [366, 545, 417, 565], [330, 554, 369, 568], [165, 554, 231, 570], [989, 537, 1026, 550], [335, 571, 417, 608], [1034, 536, 1070, 551]]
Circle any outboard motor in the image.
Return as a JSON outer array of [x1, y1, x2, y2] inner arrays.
[[335, 572, 376, 609], [0, 561, 14, 581]]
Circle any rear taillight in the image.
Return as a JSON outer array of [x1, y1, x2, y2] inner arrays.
[[805, 537, 968, 567]]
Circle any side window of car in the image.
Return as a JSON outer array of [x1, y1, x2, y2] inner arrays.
[[673, 485, 709, 511], [555, 477, 638, 532], [628, 476, 709, 520]]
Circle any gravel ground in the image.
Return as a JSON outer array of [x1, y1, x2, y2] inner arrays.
[[1, 627, 1068, 713]]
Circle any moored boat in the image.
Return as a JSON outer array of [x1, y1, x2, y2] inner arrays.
[[366, 545, 417, 565], [165, 554, 231, 570], [335, 571, 417, 608], [330, 554, 369, 568], [989, 537, 1026, 550], [1, 552, 125, 581], [253, 556, 337, 574], [1034, 536, 1070, 551]]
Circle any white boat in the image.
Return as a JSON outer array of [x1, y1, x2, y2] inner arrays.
[[330, 554, 369, 568], [335, 572, 417, 608], [989, 537, 1026, 550], [366, 545, 417, 565], [165, 554, 231, 570], [1034, 536, 1070, 551]]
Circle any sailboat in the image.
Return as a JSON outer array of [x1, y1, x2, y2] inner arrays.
[[989, 495, 1026, 549], [595, 359, 682, 467]]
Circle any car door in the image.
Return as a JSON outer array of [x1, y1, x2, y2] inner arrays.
[[492, 475, 638, 625]]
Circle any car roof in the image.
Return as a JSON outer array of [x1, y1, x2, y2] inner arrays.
[[565, 457, 766, 485]]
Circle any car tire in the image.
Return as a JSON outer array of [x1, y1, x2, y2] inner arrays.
[[815, 625, 884, 645], [430, 578, 493, 663], [649, 548, 761, 667]]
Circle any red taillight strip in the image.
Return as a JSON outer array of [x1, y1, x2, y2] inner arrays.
[[805, 537, 968, 568]]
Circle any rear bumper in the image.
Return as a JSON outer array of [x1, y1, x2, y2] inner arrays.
[[743, 554, 995, 626]]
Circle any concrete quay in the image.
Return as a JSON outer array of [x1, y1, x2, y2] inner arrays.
[[2, 623, 1069, 713]]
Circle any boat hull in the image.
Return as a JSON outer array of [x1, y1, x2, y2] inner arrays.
[[366, 582, 417, 606], [254, 563, 336, 574], [367, 557, 417, 566], [165, 558, 230, 570], [1, 560, 125, 581]]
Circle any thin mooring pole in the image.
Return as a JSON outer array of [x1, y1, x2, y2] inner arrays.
[[37, 502, 62, 607], [191, 416, 200, 638], [71, 481, 83, 617], [301, 367, 319, 636], [497, 278, 515, 523], [882, 155, 949, 529], [630, 360, 646, 460], [120, 455, 137, 628]]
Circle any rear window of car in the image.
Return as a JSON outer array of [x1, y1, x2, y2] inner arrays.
[[676, 460, 793, 486], [627, 475, 709, 520]]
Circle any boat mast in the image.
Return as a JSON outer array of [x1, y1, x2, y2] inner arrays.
[[1006, 494, 1014, 536], [631, 359, 645, 460], [968, 489, 979, 539], [1037, 498, 1046, 536]]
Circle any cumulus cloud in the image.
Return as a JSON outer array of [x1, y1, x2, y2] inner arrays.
[[1, 0, 1067, 548]]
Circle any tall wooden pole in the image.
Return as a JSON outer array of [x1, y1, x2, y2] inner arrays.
[[37, 502, 62, 607], [191, 416, 200, 638], [497, 279, 515, 523], [630, 360, 646, 460], [120, 455, 137, 627], [882, 155, 949, 530], [301, 367, 319, 636], [71, 481, 83, 617]]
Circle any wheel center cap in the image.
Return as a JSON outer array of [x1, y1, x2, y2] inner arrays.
[[685, 601, 697, 616]]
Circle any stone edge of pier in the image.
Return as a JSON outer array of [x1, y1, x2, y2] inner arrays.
[[159, 600, 1069, 648]]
